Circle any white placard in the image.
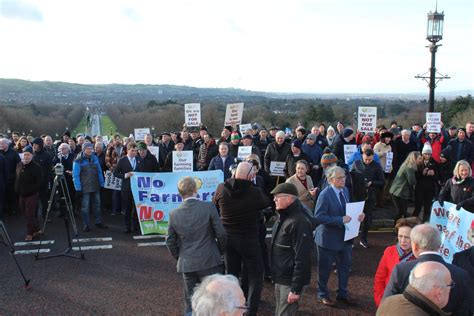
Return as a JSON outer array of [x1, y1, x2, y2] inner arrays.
[[358, 107, 377, 133], [102, 135, 109, 144], [270, 161, 286, 177], [172, 151, 193, 172], [237, 146, 252, 160], [148, 146, 160, 162], [104, 170, 122, 191], [224, 103, 244, 126], [185, 103, 201, 127], [134, 128, 150, 141], [426, 112, 441, 133], [343, 145, 357, 165], [384, 151, 394, 173], [239, 124, 252, 134], [344, 201, 365, 241]]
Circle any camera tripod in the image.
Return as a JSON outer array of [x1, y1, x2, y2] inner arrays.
[[36, 173, 85, 260], [0, 219, 31, 288]]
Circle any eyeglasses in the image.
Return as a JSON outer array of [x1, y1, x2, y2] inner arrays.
[[444, 280, 455, 288], [234, 304, 249, 316]]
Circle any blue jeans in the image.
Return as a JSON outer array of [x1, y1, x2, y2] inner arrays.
[[81, 192, 102, 227], [317, 244, 352, 299]]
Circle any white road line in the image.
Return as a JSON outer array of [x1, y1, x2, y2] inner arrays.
[[266, 228, 272, 232], [266, 234, 272, 239], [72, 237, 113, 243], [14, 240, 55, 247], [72, 245, 113, 251], [133, 235, 164, 240], [14, 249, 50, 255], [137, 242, 167, 247]]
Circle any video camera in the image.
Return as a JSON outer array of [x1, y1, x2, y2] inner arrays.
[[54, 163, 64, 176]]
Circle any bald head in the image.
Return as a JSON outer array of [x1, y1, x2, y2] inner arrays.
[[409, 261, 452, 309], [235, 161, 253, 180]]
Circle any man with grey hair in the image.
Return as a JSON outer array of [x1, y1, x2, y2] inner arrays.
[[52, 142, 76, 217], [270, 182, 314, 315], [393, 129, 418, 175], [213, 161, 271, 316], [314, 166, 365, 307], [383, 223, 471, 315], [377, 261, 452, 315], [191, 274, 246, 316], [264, 130, 291, 186], [166, 176, 226, 316]]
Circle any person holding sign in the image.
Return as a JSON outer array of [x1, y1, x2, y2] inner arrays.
[[264, 131, 291, 186], [208, 142, 235, 181], [438, 160, 474, 212], [413, 144, 439, 222], [332, 128, 356, 167], [417, 122, 447, 164], [314, 166, 364, 307], [374, 131, 394, 207], [137, 142, 160, 172]]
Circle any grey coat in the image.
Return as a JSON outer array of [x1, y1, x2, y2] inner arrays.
[[166, 198, 226, 273]]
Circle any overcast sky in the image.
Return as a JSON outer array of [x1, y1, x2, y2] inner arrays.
[[0, 0, 472, 93]]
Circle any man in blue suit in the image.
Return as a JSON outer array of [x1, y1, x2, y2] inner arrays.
[[314, 166, 364, 307]]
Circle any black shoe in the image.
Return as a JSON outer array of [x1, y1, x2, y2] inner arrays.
[[359, 240, 369, 248], [318, 297, 337, 307], [336, 296, 357, 306], [123, 228, 131, 234], [264, 275, 272, 282], [95, 223, 108, 229], [83, 225, 90, 232]]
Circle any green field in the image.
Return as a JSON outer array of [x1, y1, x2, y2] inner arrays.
[[71, 114, 89, 136]]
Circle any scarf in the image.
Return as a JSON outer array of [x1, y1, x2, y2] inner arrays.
[[396, 243, 416, 263]]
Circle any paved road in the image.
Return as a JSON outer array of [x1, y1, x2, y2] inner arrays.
[[90, 113, 101, 136], [1, 212, 393, 315]]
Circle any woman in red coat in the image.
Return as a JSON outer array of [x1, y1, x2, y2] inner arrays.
[[373, 217, 419, 307]]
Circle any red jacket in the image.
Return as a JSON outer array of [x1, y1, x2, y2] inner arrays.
[[419, 132, 445, 163], [373, 245, 415, 307]]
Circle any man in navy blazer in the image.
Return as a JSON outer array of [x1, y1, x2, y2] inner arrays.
[[314, 166, 364, 307], [114, 143, 144, 233], [383, 223, 472, 316]]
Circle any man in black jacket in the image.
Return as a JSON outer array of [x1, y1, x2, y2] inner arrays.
[[212, 161, 271, 316], [32, 137, 53, 220], [270, 183, 313, 316], [383, 223, 472, 316], [0, 138, 21, 216], [350, 149, 384, 248]]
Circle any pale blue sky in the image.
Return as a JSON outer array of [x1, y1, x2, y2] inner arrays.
[[0, 0, 472, 93]]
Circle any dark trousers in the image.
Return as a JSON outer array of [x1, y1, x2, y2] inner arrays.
[[19, 193, 40, 235], [225, 234, 263, 316], [317, 244, 352, 299], [121, 190, 138, 230], [413, 185, 435, 222], [38, 185, 50, 218], [5, 183, 18, 215], [360, 194, 376, 243], [258, 220, 271, 276], [0, 188, 5, 219], [182, 265, 224, 315], [392, 195, 409, 222]]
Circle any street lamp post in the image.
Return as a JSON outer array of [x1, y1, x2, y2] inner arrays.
[[416, 7, 450, 113]]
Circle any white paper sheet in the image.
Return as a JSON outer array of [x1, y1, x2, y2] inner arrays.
[[344, 201, 365, 241]]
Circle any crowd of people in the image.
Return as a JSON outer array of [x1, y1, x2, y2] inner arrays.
[[1, 119, 473, 315]]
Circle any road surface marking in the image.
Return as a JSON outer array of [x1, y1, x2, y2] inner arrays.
[[72, 245, 113, 251], [266, 234, 272, 239], [72, 237, 112, 243], [14, 240, 55, 246], [137, 242, 167, 247], [14, 249, 50, 255], [133, 235, 164, 240]]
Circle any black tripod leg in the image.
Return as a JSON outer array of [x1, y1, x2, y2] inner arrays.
[[1, 220, 31, 288], [9, 250, 32, 288]]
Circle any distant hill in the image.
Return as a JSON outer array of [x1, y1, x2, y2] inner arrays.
[[0, 78, 471, 106]]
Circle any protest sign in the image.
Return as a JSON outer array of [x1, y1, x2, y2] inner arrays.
[[184, 103, 201, 127], [430, 201, 473, 263], [343, 144, 357, 165], [426, 112, 441, 133], [237, 146, 252, 160], [344, 201, 365, 241], [148, 146, 160, 162], [239, 123, 252, 134], [104, 170, 122, 191], [131, 170, 224, 235], [358, 107, 377, 133], [102, 135, 109, 146], [224, 103, 244, 126], [172, 151, 193, 172], [134, 128, 150, 141], [384, 151, 393, 173], [270, 161, 286, 177]]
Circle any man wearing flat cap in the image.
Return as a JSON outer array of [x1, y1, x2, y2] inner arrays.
[[270, 182, 314, 316]]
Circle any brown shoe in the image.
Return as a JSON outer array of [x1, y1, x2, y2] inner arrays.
[[318, 297, 337, 307], [336, 296, 357, 306]]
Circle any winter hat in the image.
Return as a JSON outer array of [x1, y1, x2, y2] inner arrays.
[[306, 133, 317, 141], [230, 132, 240, 140], [342, 128, 354, 138], [327, 126, 335, 133], [137, 142, 147, 150], [422, 143, 432, 155], [292, 139, 302, 149], [22, 145, 33, 154], [32, 137, 44, 146], [321, 148, 338, 168], [242, 134, 253, 140], [270, 182, 298, 197], [82, 143, 93, 151]]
